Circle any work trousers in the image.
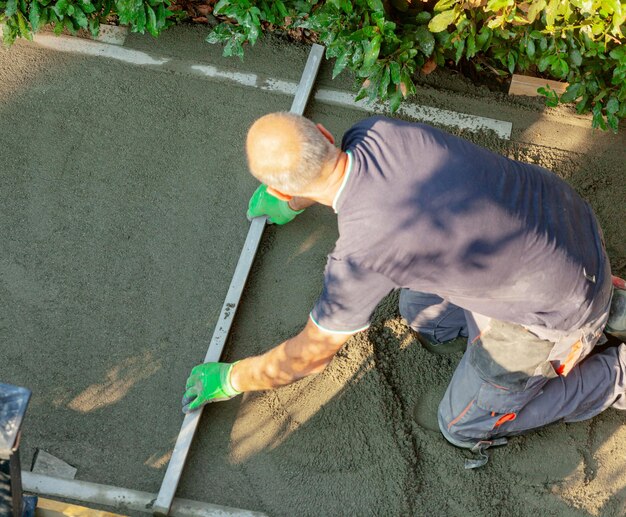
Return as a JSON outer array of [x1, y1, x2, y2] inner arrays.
[[398, 271, 625, 447]]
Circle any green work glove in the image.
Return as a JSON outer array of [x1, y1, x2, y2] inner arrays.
[[181, 362, 241, 414], [247, 184, 304, 225]]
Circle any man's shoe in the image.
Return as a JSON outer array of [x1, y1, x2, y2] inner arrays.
[[409, 328, 467, 355], [606, 277, 626, 340]]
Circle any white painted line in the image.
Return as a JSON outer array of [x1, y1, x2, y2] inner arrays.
[[262, 78, 298, 97], [23, 472, 267, 517], [32, 32, 169, 66], [191, 65, 258, 87], [315, 88, 513, 139], [23, 32, 512, 138]]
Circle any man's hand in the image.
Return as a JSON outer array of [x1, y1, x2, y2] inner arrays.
[[247, 184, 304, 225], [181, 362, 241, 414]]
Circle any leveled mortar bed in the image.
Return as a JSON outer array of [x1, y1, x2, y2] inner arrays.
[[1, 30, 626, 517]]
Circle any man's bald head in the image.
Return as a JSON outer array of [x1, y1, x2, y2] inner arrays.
[[246, 112, 336, 194]]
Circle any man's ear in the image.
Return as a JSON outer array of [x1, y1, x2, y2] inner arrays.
[[316, 123, 335, 145], [266, 186, 293, 202]]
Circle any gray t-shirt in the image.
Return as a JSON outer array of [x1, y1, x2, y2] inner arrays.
[[311, 117, 607, 334]]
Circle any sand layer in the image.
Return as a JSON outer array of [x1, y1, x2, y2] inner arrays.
[[1, 26, 625, 516]]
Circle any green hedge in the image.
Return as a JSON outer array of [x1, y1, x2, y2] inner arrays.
[[207, 0, 626, 131], [0, 0, 173, 44], [2, 0, 625, 131]]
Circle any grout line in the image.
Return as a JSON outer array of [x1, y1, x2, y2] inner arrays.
[[26, 32, 513, 139]]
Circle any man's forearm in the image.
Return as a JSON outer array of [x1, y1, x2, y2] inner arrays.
[[230, 341, 333, 392], [230, 320, 350, 392]]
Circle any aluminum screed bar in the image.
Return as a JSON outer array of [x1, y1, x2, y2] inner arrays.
[[152, 43, 325, 516]]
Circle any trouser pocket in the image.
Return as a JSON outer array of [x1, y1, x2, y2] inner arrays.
[[469, 319, 557, 391]]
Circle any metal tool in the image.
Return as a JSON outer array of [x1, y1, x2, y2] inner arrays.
[[152, 43, 325, 516]]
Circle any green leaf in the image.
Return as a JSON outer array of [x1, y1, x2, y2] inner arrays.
[[348, 26, 377, 42], [275, 0, 289, 17], [146, 5, 157, 36], [428, 9, 457, 33], [551, 57, 569, 78], [606, 96, 619, 114], [538, 86, 559, 107], [339, 0, 352, 14], [72, 6, 88, 29], [389, 88, 403, 112], [464, 31, 475, 58], [351, 43, 364, 65], [332, 48, 350, 79], [29, 1, 42, 31], [156, 3, 167, 29], [526, 38, 536, 58], [413, 25, 435, 56], [476, 27, 491, 49], [576, 94, 590, 113], [54, 0, 69, 16], [609, 45, 626, 61], [135, 3, 146, 33], [507, 51, 516, 73], [17, 11, 32, 40], [592, 104, 607, 130], [224, 34, 245, 59], [5, 0, 17, 17], [363, 34, 382, 69], [434, 0, 457, 11], [53, 20, 64, 35], [367, 0, 384, 12], [487, 0, 513, 10], [389, 61, 401, 83], [88, 17, 100, 37], [526, 0, 546, 22], [415, 11, 431, 25], [545, 0, 560, 26], [63, 15, 77, 34], [399, 69, 414, 97], [569, 48, 582, 67], [560, 82, 582, 102], [607, 112, 619, 133], [538, 54, 552, 72], [80, 0, 96, 14], [379, 64, 391, 97], [454, 37, 465, 63], [213, 0, 229, 16]]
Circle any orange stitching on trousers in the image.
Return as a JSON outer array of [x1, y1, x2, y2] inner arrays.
[[448, 399, 475, 430]]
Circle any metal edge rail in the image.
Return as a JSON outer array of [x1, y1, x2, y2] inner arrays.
[[152, 43, 325, 516], [23, 472, 267, 517]]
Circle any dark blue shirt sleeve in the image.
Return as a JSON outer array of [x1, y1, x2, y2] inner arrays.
[[310, 255, 397, 333]]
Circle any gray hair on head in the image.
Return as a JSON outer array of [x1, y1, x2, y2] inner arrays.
[[247, 112, 336, 193]]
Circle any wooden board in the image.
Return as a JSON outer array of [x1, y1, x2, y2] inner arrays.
[[36, 497, 125, 517], [509, 73, 568, 97]]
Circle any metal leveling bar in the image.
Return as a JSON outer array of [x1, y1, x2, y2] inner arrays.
[[152, 43, 325, 516]]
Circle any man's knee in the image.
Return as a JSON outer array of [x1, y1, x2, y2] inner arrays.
[[437, 353, 539, 445]]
